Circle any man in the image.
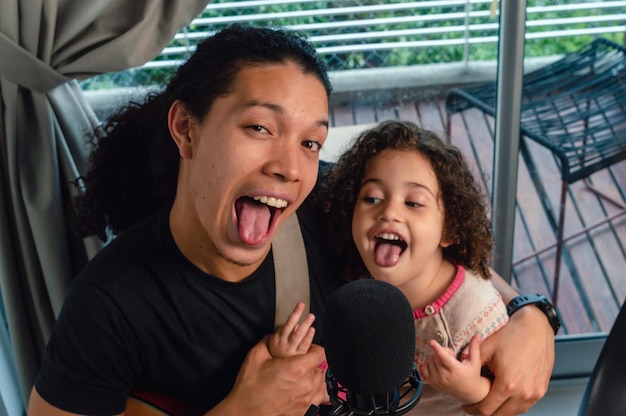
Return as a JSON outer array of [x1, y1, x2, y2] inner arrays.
[[29, 25, 555, 416]]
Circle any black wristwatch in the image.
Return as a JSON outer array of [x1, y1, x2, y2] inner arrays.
[[506, 294, 561, 335]]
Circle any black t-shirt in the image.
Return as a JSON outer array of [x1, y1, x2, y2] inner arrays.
[[34, 196, 342, 415]]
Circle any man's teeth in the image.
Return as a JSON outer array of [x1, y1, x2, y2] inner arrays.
[[376, 232, 401, 241], [252, 196, 288, 208]]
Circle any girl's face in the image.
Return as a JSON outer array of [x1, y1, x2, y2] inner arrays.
[[351, 149, 450, 289]]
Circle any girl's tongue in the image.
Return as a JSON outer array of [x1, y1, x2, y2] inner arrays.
[[236, 198, 271, 245], [375, 242, 403, 267]]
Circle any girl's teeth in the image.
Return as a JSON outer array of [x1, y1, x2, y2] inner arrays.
[[378, 232, 400, 241]]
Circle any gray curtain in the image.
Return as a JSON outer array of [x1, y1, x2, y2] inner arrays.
[[0, 0, 211, 409]]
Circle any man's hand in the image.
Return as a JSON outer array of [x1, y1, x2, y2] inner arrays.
[[209, 336, 327, 416], [462, 305, 555, 416]]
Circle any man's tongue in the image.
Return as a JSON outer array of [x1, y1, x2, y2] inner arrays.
[[375, 242, 403, 267], [237, 198, 271, 245]]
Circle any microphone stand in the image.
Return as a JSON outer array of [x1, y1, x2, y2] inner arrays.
[[325, 364, 423, 416]]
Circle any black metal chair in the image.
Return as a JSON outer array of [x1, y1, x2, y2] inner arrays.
[[578, 299, 626, 416], [445, 38, 626, 306]]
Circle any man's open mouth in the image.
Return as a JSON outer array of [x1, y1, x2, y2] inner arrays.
[[235, 196, 287, 245]]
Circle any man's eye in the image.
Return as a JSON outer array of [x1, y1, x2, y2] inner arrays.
[[303, 140, 322, 152], [248, 125, 269, 133]]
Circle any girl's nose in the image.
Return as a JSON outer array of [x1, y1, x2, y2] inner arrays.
[[379, 199, 402, 222]]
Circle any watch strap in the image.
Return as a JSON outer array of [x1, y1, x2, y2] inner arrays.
[[507, 293, 561, 335]]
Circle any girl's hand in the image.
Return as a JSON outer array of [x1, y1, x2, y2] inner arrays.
[[268, 302, 316, 358], [421, 335, 490, 405]]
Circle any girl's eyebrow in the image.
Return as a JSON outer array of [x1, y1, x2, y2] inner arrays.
[[361, 177, 437, 198]]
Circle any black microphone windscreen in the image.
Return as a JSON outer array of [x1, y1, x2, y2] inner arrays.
[[322, 279, 415, 396]]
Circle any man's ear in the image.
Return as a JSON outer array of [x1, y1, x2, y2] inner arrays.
[[168, 100, 194, 159]]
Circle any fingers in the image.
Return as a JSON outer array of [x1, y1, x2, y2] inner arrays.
[[418, 363, 430, 382], [465, 334, 482, 364], [292, 313, 315, 349], [296, 326, 316, 355], [280, 302, 307, 336], [271, 303, 317, 357], [303, 343, 326, 364], [310, 366, 329, 406], [291, 345, 328, 406], [462, 388, 508, 416], [463, 382, 536, 416], [428, 340, 457, 366], [251, 335, 274, 362]]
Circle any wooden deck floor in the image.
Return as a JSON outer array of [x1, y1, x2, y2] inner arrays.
[[328, 96, 626, 336]]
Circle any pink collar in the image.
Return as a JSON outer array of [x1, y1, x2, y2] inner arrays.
[[413, 265, 465, 319]]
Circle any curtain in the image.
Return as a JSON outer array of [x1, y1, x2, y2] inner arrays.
[[0, 0, 211, 409]]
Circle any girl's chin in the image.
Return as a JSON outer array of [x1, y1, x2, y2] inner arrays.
[[368, 270, 396, 283]]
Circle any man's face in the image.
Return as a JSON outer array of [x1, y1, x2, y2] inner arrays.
[[171, 62, 329, 280]]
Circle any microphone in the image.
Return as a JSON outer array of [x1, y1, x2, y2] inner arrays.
[[322, 279, 422, 416]]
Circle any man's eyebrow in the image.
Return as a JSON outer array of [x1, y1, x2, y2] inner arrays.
[[244, 100, 284, 113], [317, 119, 329, 129], [243, 100, 329, 129]]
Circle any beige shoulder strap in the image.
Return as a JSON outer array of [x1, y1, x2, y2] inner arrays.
[[272, 213, 310, 329]]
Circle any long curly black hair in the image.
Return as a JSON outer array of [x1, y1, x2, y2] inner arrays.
[[318, 120, 493, 281], [73, 24, 332, 241]]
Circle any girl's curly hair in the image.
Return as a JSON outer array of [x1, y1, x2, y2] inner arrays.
[[317, 120, 493, 281]]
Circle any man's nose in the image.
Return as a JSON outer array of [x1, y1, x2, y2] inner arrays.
[[263, 142, 302, 182]]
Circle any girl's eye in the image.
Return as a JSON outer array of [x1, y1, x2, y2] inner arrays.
[[362, 196, 381, 204], [303, 140, 322, 152], [406, 201, 423, 208]]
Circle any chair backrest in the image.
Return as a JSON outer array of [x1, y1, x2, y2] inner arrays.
[[578, 300, 626, 416]]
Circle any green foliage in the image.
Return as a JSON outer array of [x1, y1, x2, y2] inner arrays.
[[81, 1, 625, 90]]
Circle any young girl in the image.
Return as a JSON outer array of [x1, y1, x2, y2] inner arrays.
[[318, 120, 509, 415]]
